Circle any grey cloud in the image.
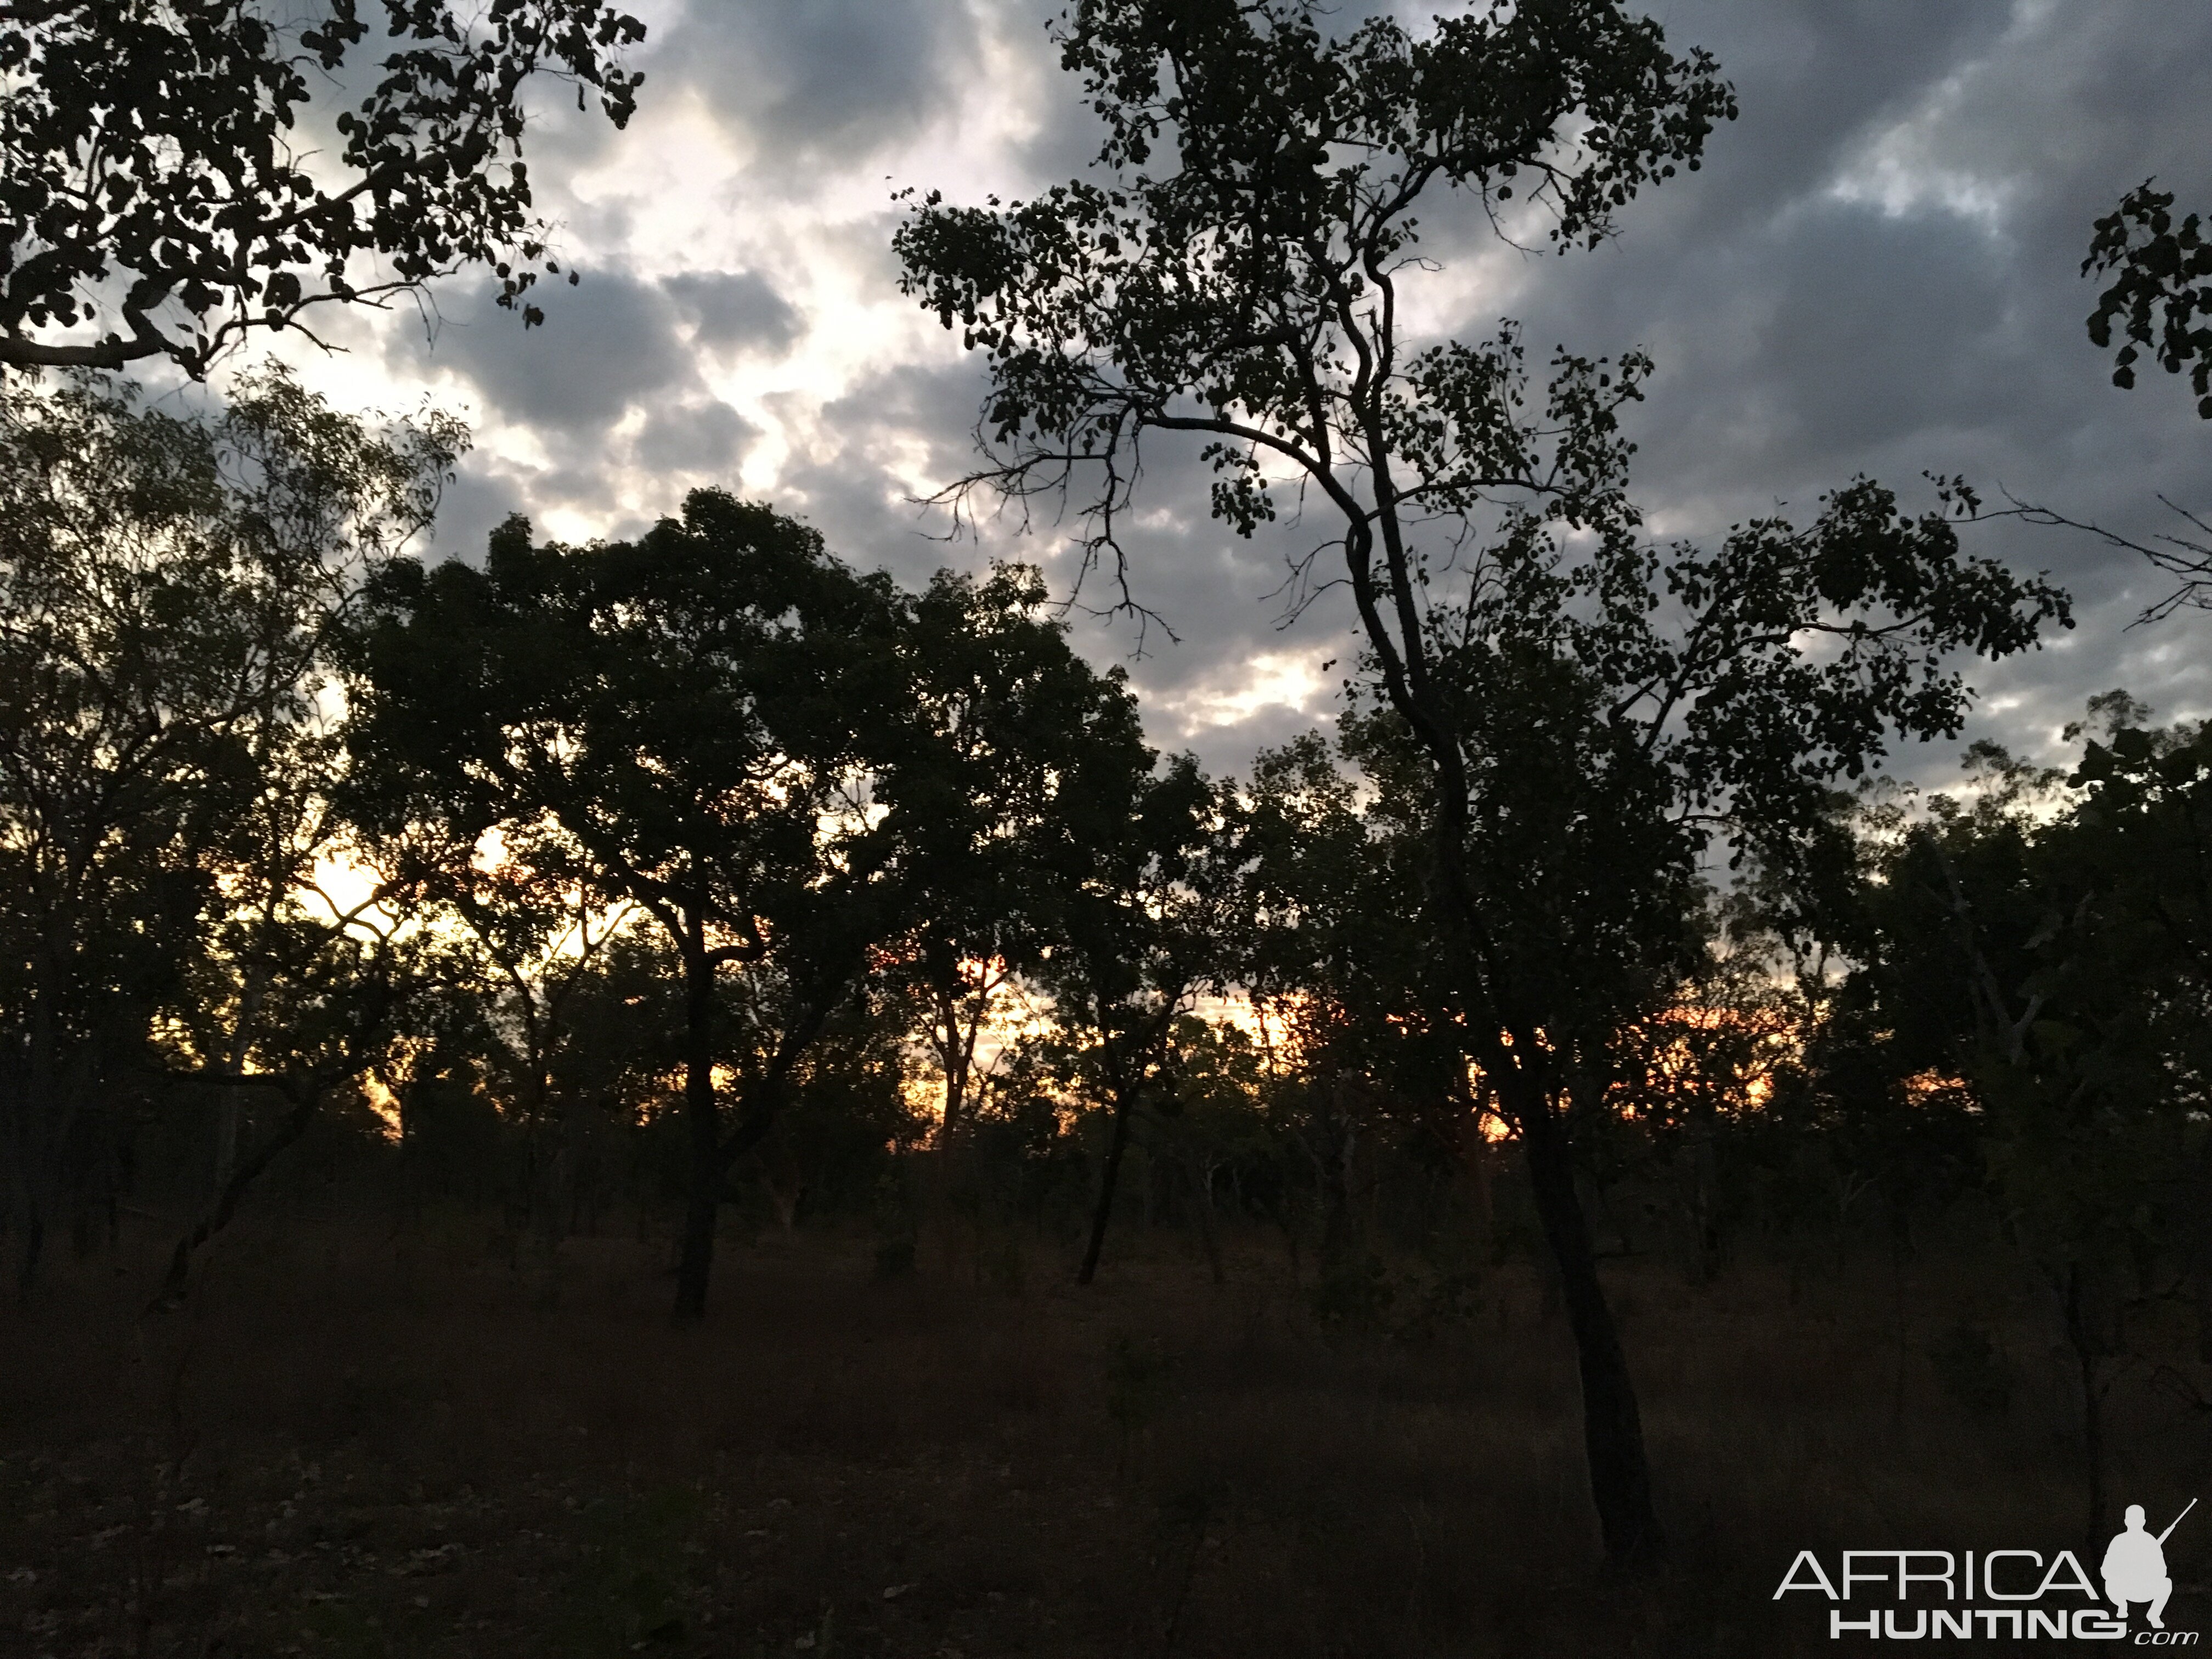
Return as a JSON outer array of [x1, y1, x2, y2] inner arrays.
[[1166, 702, 1336, 783], [391, 267, 777, 529], [1417, 0, 2212, 769], [421, 463, 528, 566], [635, 398, 760, 474], [820, 0, 2212, 775], [766, 361, 1001, 586], [648, 0, 981, 174], [392, 267, 771, 566], [765, 357, 1345, 778], [1032, 0, 2212, 771], [395, 272, 691, 438], [663, 270, 803, 354], [778, 361, 1304, 636], [1654, 1, 2020, 238]]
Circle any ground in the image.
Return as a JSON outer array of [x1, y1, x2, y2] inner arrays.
[[1, 1208, 2201, 1657]]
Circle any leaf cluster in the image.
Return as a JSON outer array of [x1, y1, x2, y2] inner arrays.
[[2, 0, 646, 374], [2085, 180, 2212, 417]]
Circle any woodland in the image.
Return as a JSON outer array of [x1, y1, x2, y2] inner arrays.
[[5, 2, 2212, 1656]]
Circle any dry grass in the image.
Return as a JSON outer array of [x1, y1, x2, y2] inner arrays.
[[2, 1206, 2205, 1657]]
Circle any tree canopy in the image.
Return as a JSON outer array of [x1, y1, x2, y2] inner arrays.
[[345, 494, 1162, 1318], [0, 367, 460, 1291], [1, 0, 646, 375]]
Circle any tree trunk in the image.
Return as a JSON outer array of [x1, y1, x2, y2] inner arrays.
[[1459, 1118, 1496, 1245], [17, 969, 66, 1299], [1318, 1096, 1355, 1268], [154, 1085, 317, 1308], [1077, 1073, 1138, 1286], [925, 1002, 964, 1272], [1517, 1095, 1665, 1567], [212, 963, 269, 1197], [763, 1139, 805, 1233], [213, 1096, 242, 1194], [672, 949, 721, 1322], [2065, 1262, 2110, 1550], [1191, 1156, 1224, 1285], [934, 980, 975, 1141], [14, 1205, 43, 1303]]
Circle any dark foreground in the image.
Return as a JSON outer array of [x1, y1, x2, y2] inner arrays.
[[2, 1214, 2202, 1658]]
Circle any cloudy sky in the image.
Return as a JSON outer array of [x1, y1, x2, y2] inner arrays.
[[271, 0, 2212, 786]]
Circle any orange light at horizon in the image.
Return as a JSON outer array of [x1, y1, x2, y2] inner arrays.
[[1901, 1069, 1971, 1104]]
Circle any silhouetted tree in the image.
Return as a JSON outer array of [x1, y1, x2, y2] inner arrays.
[[346, 493, 918, 1320], [348, 498, 1155, 1318], [1996, 185, 2212, 622], [0, 368, 460, 1296], [375, 828, 632, 1237], [1838, 707, 2212, 1543], [889, 563, 1151, 1147], [1030, 754, 1233, 1285], [895, 0, 2069, 1564]]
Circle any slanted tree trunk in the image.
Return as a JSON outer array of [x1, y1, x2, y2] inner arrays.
[[1316, 1081, 1357, 1268], [668, 935, 838, 1321], [13, 1197, 43, 1302], [212, 936, 275, 1197], [761, 1139, 805, 1233], [923, 979, 977, 1272], [16, 964, 70, 1299], [932, 975, 984, 1142], [1512, 1082, 1664, 1567], [513, 992, 555, 1238], [154, 1082, 318, 1308], [1463, 1121, 1497, 1245], [1077, 1060, 1140, 1286], [1340, 468, 1667, 1566]]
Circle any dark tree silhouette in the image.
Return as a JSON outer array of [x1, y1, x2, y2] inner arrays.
[[0, 368, 461, 1296], [889, 564, 1153, 1150], [346, 494, 911, 1321], [1034, 754, 1232, 1286], [893, 0, 1728, 1568], [1983, 184, 2212, 625], [346, 498, 1158, 1320], [1836, 710, 2212, 1545], [895, 0, 2069, 1566]]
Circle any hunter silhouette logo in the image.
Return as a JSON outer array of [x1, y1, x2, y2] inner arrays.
[[1775, 1499, 2199, 1641], [2106, 1501, 2194, 1632]]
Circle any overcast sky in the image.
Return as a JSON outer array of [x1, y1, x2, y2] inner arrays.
[[270, 0, 2212, 788]]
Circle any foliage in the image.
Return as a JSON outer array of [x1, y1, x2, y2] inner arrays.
[[345, 495, 1173, 1313], [895, 0, 1731, 621], [1808, 698, 2212, 1536], [887, 561, 1151, 1139], [1, 0, 646, 374], [2086, 181, 2212, 418], [1024, 749, 1240, 1281], [0, 367, 460, 1289], [345, 491, 924, 1314]]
